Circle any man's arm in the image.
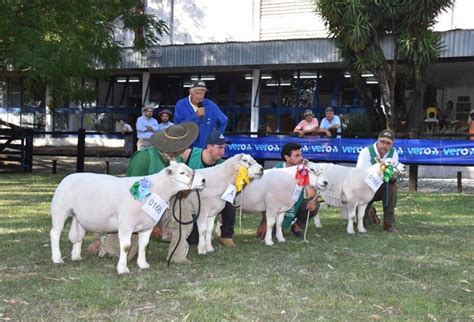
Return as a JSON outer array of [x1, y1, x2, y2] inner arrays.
[[356, 147, 371, 169], [135, 117, 147, 132], [175, 99, 200, 124], [212, 101, 228, 133]]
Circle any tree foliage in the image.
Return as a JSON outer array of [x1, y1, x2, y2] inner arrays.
[[0, 0, 168, 105], [315, 0, 454, 131]]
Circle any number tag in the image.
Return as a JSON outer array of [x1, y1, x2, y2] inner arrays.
[[292, 185, 304, 202], [141, 192, 169, 222], [221, 184, 237, 203], [364, 172, 384, 192]]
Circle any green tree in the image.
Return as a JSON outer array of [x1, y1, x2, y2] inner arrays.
[[0, 0, 168, 105], [315, 0, 454, 131]]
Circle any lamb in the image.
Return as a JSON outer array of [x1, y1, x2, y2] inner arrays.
[[170, 153, 264, 256], [312, 159, 406, 234], [238, 161, 328, 246], [50, 161, 205, 274]]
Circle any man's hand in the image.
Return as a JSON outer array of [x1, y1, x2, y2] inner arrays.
[[196, 107, 205, 117], [146, 126, 154, 132], [306, 199, 317, 211]]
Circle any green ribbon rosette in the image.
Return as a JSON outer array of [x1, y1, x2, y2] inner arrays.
[[129, 177, 153, 201]]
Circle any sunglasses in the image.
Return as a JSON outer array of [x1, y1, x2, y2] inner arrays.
[[304, 114, 312, 117]]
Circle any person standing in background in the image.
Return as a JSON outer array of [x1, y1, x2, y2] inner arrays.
[[174, 80, 228, 148], [320, 106, 342, 138], [136, 103, 159, 150], [118, 119, 133, 155], [157, 109, 174, 131]]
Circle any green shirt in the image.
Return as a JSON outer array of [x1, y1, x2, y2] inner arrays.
[[127, 147, 184, 177], [275, 162, 305, 228], [186, 147, 223, 170]]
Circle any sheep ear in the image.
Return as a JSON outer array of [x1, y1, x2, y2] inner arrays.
[[303, 159, 309, 166], [166, 168, 174, 176], [375, 157, 382, 164]]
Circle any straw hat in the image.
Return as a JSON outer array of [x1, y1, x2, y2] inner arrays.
[[150, 122, 198, 153]]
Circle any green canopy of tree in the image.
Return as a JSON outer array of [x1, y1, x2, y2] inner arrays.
[[0, 0, 168, 104], [315, 0, 454, 131]]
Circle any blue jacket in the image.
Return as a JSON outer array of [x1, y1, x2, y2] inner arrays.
[[174, 97, 228, 148]]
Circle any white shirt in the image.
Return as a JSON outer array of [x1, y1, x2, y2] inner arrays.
[[320, 115, 341, 133], [356, 143, 399, 170], [136, 116, 159, 139]]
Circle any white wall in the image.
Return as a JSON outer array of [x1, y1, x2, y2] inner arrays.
[[434, 0, 474, 31], [144, 0, 473, 46], [148, 0, 257, 45]]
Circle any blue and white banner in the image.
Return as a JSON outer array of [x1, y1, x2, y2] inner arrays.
[[225, 135, 474, 165]]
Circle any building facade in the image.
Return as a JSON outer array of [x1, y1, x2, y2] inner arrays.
[[1, 0, 474, 134]]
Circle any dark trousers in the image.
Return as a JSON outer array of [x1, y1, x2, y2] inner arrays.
[[364, 181, 398, 224], [220, 202, 236, 238], [187, 201, 236, 244], [294, 199, 320, 228]]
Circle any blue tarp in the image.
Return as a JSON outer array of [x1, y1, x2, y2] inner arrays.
[[225, 135, 474, 165]]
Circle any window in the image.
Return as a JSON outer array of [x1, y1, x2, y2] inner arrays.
[[456, 96, 470, 120]]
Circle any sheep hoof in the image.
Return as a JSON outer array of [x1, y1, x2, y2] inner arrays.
[[52, 258, 64, 264], [138, 262, 150, 270], [264, 240, 274, 246], [117, 266, 130, 275], [71, 255, 82, 261], [206, 245, 215, 253]]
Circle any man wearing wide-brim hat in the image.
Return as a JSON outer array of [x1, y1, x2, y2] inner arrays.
[[87, 122, 199, 260], [356, 129, 400, 233], [135, 103, 159, 150], [174, 80, 228, 148]]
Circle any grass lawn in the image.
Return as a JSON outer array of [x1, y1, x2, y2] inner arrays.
[[1, 173, 473, 320]]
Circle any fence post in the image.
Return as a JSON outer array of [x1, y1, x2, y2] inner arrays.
[[408, 129, 419, 192], [105, 160, 110, 174], [52, 160, 57, 174], [77, 129, 85, 172], [457, 171, 462, 193], [24, 128, 33, 172]]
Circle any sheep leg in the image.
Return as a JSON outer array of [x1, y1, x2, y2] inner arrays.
[[264, 212, 276, 246], [197, 214, 208, 255], [116, 229, 133, 274], [205, 215, 215, 253], [356, 204, 367, 233], [313, 206, 323, 228], [346, 203, 357, 234], [50, 208, 70, 264], [275, 212, 286, 243], [69, 217, 86, 261], [137, 229, 153, 270]]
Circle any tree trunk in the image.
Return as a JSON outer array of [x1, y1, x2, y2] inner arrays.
[[352, 74, 384, 132]]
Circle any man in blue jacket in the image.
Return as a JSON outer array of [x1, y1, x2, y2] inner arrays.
[[174, 80, 228, 148]]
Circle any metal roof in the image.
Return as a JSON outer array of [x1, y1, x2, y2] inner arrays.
[[119, 30, 474, 70]]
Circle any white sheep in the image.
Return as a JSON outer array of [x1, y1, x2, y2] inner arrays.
[[170, 153, 263, 256], [313, 159, 406, 234], [50, 161, 205, 274], [238, 161, 328, 246]]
